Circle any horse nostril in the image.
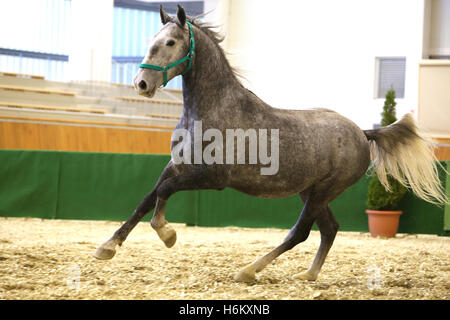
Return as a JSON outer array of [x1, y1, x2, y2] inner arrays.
[[138, 80, 147, 90]]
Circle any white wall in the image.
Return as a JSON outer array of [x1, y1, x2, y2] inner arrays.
[[68, 0, 114, 82], [204, 0, 427, 130], [418, 61, 450, 138], [428, 0, 450, 56], [0, 0, 71, 55]]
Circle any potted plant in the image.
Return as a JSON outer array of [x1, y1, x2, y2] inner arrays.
[[366, 89, 407, 237]]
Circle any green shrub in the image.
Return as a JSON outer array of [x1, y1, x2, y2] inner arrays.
[[366, 175, 407, 210], [366, 88, 407, 210], [381, 89, 397, 127]]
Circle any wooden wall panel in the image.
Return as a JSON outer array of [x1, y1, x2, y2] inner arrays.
[[1, 117, 449, 160], [435, 138, 450, 161], [0, 118, 172, 154]]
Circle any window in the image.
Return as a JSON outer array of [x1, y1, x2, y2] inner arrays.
[[375, 57, 406, 98]]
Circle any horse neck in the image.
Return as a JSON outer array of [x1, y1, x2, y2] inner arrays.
[[181, 27, 243, 114]]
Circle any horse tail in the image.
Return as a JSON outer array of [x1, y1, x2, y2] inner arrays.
[[364, 113, 448, 205]]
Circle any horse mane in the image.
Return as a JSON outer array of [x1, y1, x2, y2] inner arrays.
[[186, 17, 245, 84], [189, 16, 225, 44]]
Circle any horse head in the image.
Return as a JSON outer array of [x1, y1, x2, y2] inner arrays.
[[134, 5, 194, 97]]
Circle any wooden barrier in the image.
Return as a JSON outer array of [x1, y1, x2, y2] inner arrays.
[[0, 116, 172, 154], [1, 115, 448, 160]]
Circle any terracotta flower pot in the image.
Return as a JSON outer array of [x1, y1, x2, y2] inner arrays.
[[366, 209, 402, 238]]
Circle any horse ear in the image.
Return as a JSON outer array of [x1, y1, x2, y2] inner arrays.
[[177, 4, 186, 27], [160, 5, 170, 25]]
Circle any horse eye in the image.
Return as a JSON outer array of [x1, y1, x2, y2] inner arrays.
[[166, 40, 175, 46]]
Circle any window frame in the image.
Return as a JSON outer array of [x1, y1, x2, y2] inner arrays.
[[374, 56, 406, 99]]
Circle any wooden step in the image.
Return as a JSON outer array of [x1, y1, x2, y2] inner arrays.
[[111, 82, 182, 94], [111, 82, 134, 88], [0, 71, 45, 80], [140, 113, 181, 120], [0, 101, 106, 114], [0, 114, 175, 131], [0, 84, 76, 96], [162, 87, 182, 93], [115, 96, 183, 105]]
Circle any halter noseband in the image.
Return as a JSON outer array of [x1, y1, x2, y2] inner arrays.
[[139, 21, 195, 87]]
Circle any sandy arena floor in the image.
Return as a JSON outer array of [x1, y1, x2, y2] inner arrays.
[[0, 217, 449, 300]]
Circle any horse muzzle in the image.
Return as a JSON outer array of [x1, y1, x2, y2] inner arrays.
[[134, 70, 158, 98]]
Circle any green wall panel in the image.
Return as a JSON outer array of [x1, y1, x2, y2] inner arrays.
[[192, 176, 373, 232], [398, 161, 447, 235], [445, 165, 450, 231], [56, 152, 169, 221], [0, 150, 447, 235], [0, 150, 189, 223], [329, 176, 371, 232], [193, 189, 301, 229], [0, 150, 59, 219]]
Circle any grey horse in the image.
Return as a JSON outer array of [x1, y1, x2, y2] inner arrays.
[[94, 5, 447, 282]]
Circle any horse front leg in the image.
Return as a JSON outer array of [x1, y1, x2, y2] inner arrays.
[[150, 198, 177, 248], [149, 166, 225, 248], [93, 162, 176, 260]]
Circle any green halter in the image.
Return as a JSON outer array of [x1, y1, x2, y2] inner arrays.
[[139, 21, 195, 87]]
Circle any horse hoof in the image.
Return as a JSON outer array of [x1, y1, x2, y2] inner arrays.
[[293, 271, 317, 281], [234, 268, 256, 283], [93, 247, 116, 260], [93, 240, 117, 260], [163, 230, 177, 248], [155, 224, 177, 248]]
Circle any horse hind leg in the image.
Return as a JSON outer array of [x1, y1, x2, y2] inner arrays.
[[293, 206, 338, 281], [234, 197, 319, 283]]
